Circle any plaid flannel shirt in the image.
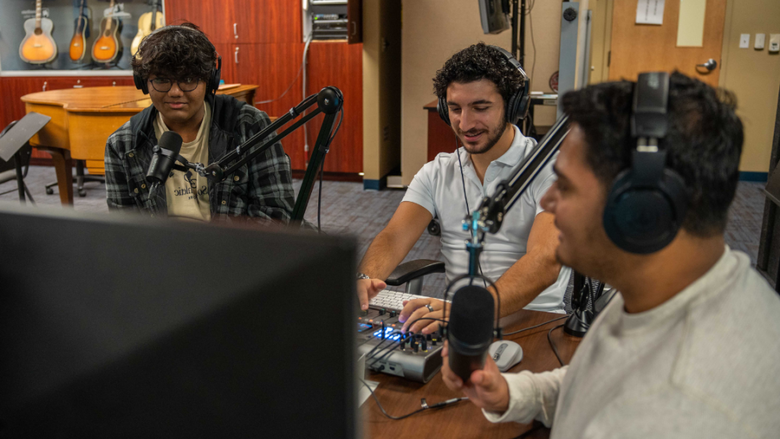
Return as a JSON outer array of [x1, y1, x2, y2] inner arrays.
[[105, 95, 295, 225]]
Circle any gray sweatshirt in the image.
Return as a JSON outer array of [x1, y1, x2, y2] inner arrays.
[[484, 247, 780, 438]]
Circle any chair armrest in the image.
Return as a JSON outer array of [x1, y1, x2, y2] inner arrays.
[[386, 259, 445, 286]]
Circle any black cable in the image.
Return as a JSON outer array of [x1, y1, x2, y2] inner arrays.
[[366, 317, 448, 367], [317, 157, 324, 232], [456, 138, 489, 290], [255, 34, 312, 105], [360, 379, 468, 421], [456, 139, 470, 214], [366, 317, 447, 366], [547, 323, 565, 367], [503, 314, 569, 336]]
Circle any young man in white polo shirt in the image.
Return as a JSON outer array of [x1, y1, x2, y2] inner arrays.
[[357, 43, 571, 334]]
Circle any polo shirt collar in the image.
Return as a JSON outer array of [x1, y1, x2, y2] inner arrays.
[[460, 125, 528, 168]]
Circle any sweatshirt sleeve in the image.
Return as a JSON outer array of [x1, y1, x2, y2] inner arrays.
[[482, 366, 568, 426]]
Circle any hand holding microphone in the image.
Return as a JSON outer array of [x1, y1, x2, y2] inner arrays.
[[441, 340, 510, 414]]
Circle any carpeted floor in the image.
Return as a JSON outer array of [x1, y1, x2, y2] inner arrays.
[[0, 165, 767, 297]]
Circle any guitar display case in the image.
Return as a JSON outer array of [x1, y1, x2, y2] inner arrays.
[[0, 0, 166, 73]]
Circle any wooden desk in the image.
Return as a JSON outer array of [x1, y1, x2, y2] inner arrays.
[[365, 309, 580, 438], [20, 85, 258, 205]]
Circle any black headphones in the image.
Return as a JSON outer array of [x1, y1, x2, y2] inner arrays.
[[437, 45, 530, 127], [133, 25, 222, 97], [602, 72, 688, 254]]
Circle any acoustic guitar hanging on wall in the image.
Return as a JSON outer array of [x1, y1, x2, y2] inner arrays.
[[92, 0, 122, 64], [69, 0, 90, 62], [131, 0, 164, 56], [19, 0, 58, 64]]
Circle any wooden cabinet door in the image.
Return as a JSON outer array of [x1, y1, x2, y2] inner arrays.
[[165, 0, 234, 44], [233, 0, 303, 44], [305, 41, 363, 174], [232, 43, 308, 171], [216, 43, 237, 84]]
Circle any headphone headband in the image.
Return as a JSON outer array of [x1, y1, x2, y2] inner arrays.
[[133, 25, 221, 97], [437, 45, 530, 127], [603, 72, 688, 254]]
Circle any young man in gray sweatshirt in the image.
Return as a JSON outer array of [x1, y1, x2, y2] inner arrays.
[[441, 72, 780, 438]]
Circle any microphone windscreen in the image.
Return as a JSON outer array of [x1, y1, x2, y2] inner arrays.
[[448, 285, 494, 345], [159, 131, 183, 155]]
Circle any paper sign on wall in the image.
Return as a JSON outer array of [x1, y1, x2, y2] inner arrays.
[[636, 0, 665, 25]]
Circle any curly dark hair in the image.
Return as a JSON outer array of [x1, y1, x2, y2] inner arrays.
[[433, 42, 524, 106], [562, 71, 744, 237], [131, 23, 216, 82]]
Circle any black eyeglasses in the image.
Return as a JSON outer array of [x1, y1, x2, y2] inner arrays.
[[148, 77, 201, 93]]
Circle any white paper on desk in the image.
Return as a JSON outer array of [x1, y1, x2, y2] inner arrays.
[[358, 380, 379, 407], [636, 0, 665, 25]]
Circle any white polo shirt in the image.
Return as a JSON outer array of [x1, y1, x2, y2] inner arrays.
[[403, 125, 570, 313]]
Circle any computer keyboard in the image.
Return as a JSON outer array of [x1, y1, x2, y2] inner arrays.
[[368, 289, 425, 312]]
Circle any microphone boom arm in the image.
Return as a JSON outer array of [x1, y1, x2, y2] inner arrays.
[[465, 115, 570, 240], [177, 87, 343, 221]]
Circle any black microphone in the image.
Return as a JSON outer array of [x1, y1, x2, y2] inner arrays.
[[146, 131, 183, 185], [447, 284, 495, 382]]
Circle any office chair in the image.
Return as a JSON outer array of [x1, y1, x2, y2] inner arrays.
[[0, 121, 35, 204], [45, 160, 104, 197], [386, 259, 446, 296]]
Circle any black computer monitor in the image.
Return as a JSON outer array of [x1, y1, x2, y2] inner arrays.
[[478, 0, 511, 35], [0, 204, 359, 438]]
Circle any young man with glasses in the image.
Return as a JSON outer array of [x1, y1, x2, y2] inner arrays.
[[105, 23, 294, 224]]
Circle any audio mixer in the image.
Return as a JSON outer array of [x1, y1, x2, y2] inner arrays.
[[357, 291, 444, 383]]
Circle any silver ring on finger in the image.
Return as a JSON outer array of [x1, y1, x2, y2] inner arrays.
[[425, 304, 435, 313]]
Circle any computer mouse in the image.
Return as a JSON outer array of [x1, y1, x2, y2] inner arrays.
[[489, 340, 523, 372]]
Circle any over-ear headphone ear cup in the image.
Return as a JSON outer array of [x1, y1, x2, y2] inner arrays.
[[209, 56, 222, 96], [603, 169, 688, 254], [437, 97, 450, 126], [505, 93, 522, 125], [134, 73, 148, 94]]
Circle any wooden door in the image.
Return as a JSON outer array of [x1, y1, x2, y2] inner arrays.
[[608, 0, 726, 87], [233, 43, 308, 171], [165, 0, 234, 44]]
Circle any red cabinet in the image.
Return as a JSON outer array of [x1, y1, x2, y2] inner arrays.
[[164, 0, 234, 43], [232, 43, 307, 170], [305, 41, 363, 174], [166, 0, 363, 174], [166, 0, 302, 44]]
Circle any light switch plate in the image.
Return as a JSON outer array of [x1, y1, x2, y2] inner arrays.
[[740, 34, 750, 48], [755, 33, 766, 50], [769, 34, 780, 53]]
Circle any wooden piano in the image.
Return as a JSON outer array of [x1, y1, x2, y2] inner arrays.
[[21, 84, 258, 205]]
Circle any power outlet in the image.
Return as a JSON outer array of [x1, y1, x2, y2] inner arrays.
[[769, 34, 780, 53], [740, 34, 750, 48], [755, 33, 766, 50]]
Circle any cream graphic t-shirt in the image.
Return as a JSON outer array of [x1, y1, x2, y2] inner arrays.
[[153, 103, 212, 222]]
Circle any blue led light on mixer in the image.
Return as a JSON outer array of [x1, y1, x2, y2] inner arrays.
[[373, 327, 397, 338]]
